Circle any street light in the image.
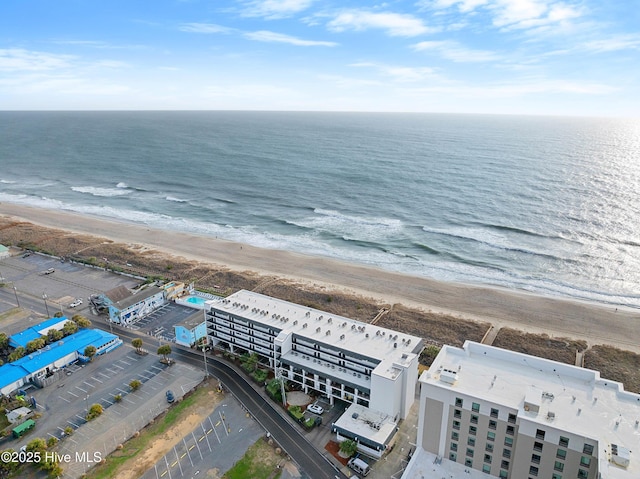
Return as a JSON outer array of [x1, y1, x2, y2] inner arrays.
[[13, 286, 20, 308], [201, 340, 209, 377], [42, 292, 50, 317]]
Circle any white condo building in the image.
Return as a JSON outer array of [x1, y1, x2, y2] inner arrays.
[[404, 341, 639, 479], [205, 290, 423, 456]]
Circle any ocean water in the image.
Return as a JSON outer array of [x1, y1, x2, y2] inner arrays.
[[1, 111, 639, 308]]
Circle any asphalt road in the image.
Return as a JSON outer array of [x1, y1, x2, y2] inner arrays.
[[112, 323, 346, 479]]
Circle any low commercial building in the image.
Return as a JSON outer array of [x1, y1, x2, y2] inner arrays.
[[9, 317, 71, 349], [404, 341, 640, 479], [0, 328, 122, 395], [206, 290, 423, 457], [107, 285, 165, 325], [174, 310, 207, 347]]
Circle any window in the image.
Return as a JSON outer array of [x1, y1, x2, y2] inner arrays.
[[449, 452, 457, 461], [503, 448, 511, 459], [554, 461, 564, 472], [455, 397, 463, 407], [506, 426, 515, 436], [501, 460, 510, 470], [580, 456, 591, 468], [529, 465, 538, 476], [471, 414, 478, 424], [483, 464, 491, 473], [531, 454, 541, 465], [484, 454, 492, 464], [454, 408, 462, 418], [450, 442, 458, 452], [453, 421, 461, 430], [583, 444, 594, 456], [557, 449, 567, 459], [559, 436, 569, 447], [465, 458, 473, 467], [469, 426, 477, 436], [489, 420, 497, 430], [536, 429, 546, 440], [508, 413, 517, 424], [577, 469, 588, 479], [533, 442, 543, 452], [491, 408, 499, 418], [499, 471, 508, 478], [552, 475, 562, 479], [504, 437, 513, 447], [486, 443, 494, 453], [451, 432, 459, 441], [468, 437, 476, 447], [472, 402, 480, 413], [487, 432, 496, 442], [466, 448, 474, 458]]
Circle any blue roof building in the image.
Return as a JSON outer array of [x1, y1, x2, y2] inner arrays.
[[0, 328, 122, 395], [8, 317, 70, 349]]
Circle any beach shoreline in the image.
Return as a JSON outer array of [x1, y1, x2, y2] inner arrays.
[[0, 202, 638, 353]]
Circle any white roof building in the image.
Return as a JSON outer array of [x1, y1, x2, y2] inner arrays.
[[206, 290, 423, 457], [404, 341, 639, 479]]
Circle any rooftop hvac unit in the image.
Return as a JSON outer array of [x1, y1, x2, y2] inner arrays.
[[326, 330, 331, 336], [611, 444, 630, 468], [340, 334, 345, 340], [352, 325, 356, 330], [316, 327, 321, 333], [440, 367, 459, 385], [293, 320, 298, 325], [365, 333, 369, 338]]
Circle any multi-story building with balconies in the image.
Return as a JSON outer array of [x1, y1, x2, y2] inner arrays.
[[205, 290, 423, 457]]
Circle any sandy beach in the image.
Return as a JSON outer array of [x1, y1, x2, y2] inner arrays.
[[0, 203, 638, 353]]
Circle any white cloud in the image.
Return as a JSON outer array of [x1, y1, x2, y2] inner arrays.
[[350, 62, 438, 82], [240, 0, 315, 19], [327, 10, 437, 37], [412, 40, 500, 62], [583, 34, 640, 53], [0, 49, 75, 71], [424, 0, 585, 32], [244, 30, 337, 46], [179, 23, 234, 34]]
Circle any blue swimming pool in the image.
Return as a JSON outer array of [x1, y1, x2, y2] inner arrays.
[[185, 296, 207, 305]]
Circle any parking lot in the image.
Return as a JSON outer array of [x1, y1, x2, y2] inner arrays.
[[142, 397, 264, 479], [129, 302, 199, 343], [0, 251, 139, 322]]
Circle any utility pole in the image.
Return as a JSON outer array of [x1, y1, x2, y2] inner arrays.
[[42, 292, 50, 317], [13, 285, 20, 308]]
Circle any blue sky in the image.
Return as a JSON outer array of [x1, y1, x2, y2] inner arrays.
[[1, 0, 638, 116]]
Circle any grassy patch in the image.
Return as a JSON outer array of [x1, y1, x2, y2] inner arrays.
[[224, 438, 281, 479], [0, 412, 10, 430], [492, 328, 587, 365], [85, 383, 207, 479], [584, 345, 640, 393]]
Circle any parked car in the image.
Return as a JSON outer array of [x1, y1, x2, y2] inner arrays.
[[22, 252, 31, 258], [307, 403, 324, 415], [43, 268, 55, 274], [166, 390, 175, 403], [69, 298, 83, 308]]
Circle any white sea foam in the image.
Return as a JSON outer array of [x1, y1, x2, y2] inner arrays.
[[116, 182, 128, 189], [0, 179, 16, 184], [289, 208, 404, 242], [71, 186, 132, 197], [165, 196, 188, 203]]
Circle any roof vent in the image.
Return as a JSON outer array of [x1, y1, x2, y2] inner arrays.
[[326, 330, 331, 336], [340, 334, 345, 340], [316, 327, 321, 333]]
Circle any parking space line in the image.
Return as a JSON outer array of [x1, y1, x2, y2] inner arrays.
[[83, 381, 96, 388], [163, 456, 172, 479], [208, 417, 221, 444], [91, 376, 103, 384], [59, 396, 71, 403], [112, 364, 125, 370], [174, 446, 183, 476], [75, 386, 87, 393], [67, 391, 79, 398], [182, 438, 194, 467], [191, 432, 203, 460], [98, 372, 111, 379], [201, 423, 213, 452]]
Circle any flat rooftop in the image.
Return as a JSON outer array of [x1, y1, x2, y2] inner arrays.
[[423, 341, 640, 478], [333, 403, 398, 449], [207, 290, 422, 362]]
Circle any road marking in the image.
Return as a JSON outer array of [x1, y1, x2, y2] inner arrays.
[[75, 386, 87, 393], [91, 376, 103, 383], [67, 391, 79, 398], [182, 438, 194, 468], [83, 381, 96, 388], [209, 417, 221, 444], [59, 396, 71, 403]]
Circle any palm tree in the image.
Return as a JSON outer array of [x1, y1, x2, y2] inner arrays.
[[84, 345, 97, 361]]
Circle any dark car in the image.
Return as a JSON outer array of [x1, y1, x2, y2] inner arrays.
[[166, 390, 175, 403]]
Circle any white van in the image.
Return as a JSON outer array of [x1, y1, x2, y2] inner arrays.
[[347, 457, 370, 477]]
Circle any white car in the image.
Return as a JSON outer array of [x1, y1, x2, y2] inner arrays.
[[69, 298, 83, 308], [307, 403, 324, 415]]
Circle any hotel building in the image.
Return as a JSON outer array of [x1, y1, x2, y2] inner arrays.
[[403, 341, 638, 479], [205, 290, 423, 456]]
